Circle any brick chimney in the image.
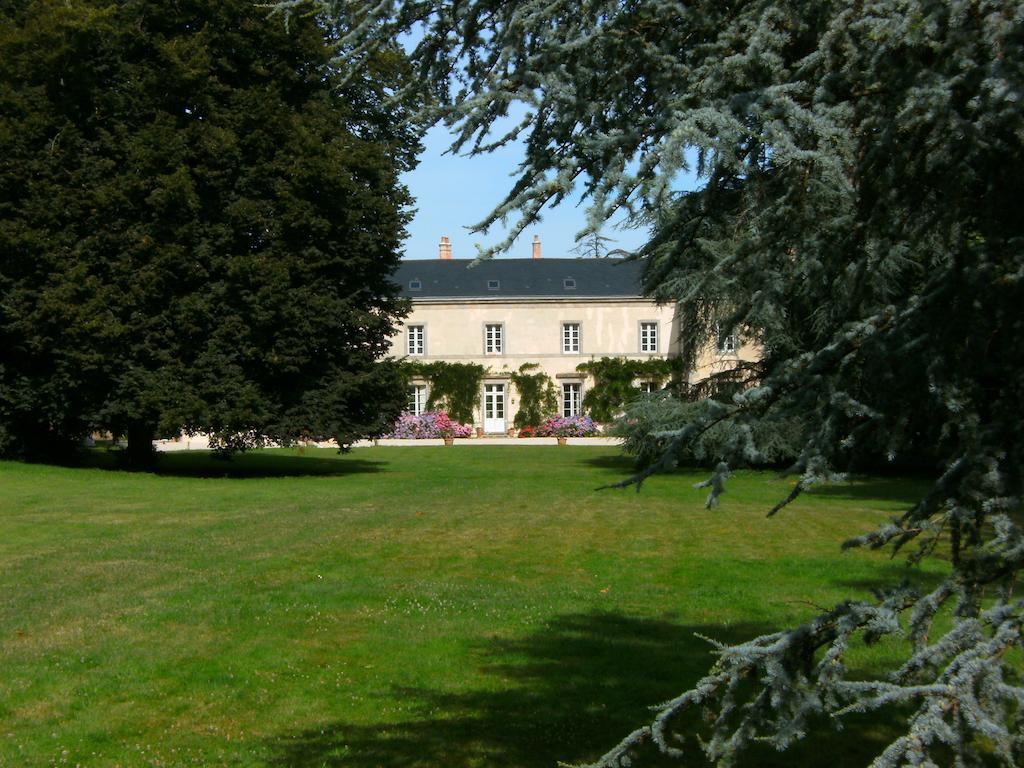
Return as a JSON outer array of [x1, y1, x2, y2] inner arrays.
[[532, 234, 541, 259], [439, 235, 452, 260]]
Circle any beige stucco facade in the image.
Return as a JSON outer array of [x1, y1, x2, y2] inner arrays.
[[389, 296, 757, 432]]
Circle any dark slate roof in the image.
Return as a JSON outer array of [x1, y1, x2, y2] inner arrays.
[[392, 258, 645, 299]]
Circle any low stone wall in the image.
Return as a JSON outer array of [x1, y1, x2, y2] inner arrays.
[[153, 435, 622, 451], [352, 436, 622, 447]]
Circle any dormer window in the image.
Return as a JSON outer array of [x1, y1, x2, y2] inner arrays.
[[563, 278, 576, 290], [487, 279, 500, 291], [408, 280, 422, 291]]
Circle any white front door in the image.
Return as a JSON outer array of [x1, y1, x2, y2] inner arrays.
[[483, 384, 506, 433]]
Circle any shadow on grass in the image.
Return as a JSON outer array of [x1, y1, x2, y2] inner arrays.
[[583, 453, 932, 510], [833, 560, 948, 597], [266, 612, 903, 768], [80, 449, 387, 478], [579, 452, 640, 476], [805, 478, 931, 506]]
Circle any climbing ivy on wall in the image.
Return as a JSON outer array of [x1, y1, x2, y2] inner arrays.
[[576, 357, 683, 422], [402, 362, 488, 424], [509, 364, 558, 428], [403, 357, 682, 426]]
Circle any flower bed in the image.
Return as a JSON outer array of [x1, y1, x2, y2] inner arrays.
[[387, 411, 473, 439], [535, 415, 599, 437]]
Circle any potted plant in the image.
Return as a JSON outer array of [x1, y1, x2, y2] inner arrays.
[[540, 416, 573, 445], [436, 412, 458, 446], [539, 415, 598, 444], [385, 411, 473, 443]]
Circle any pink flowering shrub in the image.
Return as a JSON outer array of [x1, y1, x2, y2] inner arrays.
[[536, 415, 599, 437], [388, 411, 473, 439]]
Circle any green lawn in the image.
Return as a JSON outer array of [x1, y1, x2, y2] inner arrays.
[[0, 447, 942, 767]]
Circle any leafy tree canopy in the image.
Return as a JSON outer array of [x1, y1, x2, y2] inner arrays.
[[329, 0, 1024, 765], [575, 356, 680, 422], [0, 0, 419, 463]]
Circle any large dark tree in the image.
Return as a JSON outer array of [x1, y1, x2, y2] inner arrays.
[[332, 0, 1024, 765], [0, 0, 417, 463]]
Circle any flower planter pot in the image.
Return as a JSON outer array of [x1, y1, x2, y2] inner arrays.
[[475, 426, 484, 438], [443, 436, 455, 447], [557, 436, 568, 446], [507, 427, 516, 437]]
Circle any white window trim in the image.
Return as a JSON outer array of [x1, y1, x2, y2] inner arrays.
[[561, 322, 581, 354], [716, 324, 738, 356], [483, 322, 504, 355], [561, 381, 583, 418], [639, 321, 659, 353], [407, 324, 426, 356], [408, 383, 428, 415]]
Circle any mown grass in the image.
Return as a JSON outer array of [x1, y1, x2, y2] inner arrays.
[[0, 447, 942, 766]]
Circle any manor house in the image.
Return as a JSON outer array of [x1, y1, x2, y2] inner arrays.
[[389, 236, 753, 433]]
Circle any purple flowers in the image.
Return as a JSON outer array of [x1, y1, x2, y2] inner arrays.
[[536, 415, 599, 437], [387, 411, 474, 439]]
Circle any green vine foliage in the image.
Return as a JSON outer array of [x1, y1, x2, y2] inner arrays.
[[576, 357, 682, 422], [402, 362, 487, 424], [510, 364, 558, 428]]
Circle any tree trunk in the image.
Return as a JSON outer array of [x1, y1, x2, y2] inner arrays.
[[124, 423, 156, 470]]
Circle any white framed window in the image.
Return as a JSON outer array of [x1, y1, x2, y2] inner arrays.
[[407, 324, 425, 356], [562, 322, 580, 354], [562, 382, 582, 417], [717, 325, 738, 355], [484, 323, 503, 354], [408, 384, 427, 415], [639, 381, 658, 394], [639, 321, 659, 353]]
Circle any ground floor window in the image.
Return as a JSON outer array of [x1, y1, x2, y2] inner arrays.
[[639, 381, 658, 394], [408, 384, 427, 415], [562, 382, 582, 417]]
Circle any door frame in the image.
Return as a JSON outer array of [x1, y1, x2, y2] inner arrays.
[[482, 382, 507, 434]]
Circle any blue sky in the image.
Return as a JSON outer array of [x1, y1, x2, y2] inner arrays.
[[400, 123, 674, 262], [394, 28, 701, 262]]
